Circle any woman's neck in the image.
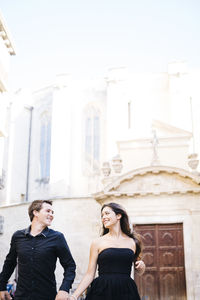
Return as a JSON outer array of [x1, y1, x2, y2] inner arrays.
[[108, 223, 123, 239]]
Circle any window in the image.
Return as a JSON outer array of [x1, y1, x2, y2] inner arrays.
[[84, 106, 100, 174], [39, 112, 51, 183]]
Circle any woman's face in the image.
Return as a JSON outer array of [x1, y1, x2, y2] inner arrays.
[[101, 206, 121, 228]]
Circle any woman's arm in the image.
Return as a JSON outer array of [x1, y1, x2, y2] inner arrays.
[[70, 240, 99, 299]]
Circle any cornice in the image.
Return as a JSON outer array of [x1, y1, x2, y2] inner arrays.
[[0, 12, 16, 55], [93, 165, 200, 200]]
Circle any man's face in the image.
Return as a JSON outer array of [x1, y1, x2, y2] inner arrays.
[[34, 202, 54, 226]]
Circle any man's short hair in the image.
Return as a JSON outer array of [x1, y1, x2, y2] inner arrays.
[[28, 200, 53, 221]]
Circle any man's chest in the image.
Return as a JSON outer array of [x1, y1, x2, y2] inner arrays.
[[16, 236, 57, 263]]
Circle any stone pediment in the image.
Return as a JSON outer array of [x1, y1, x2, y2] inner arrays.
[[94, 166, 200, 200]]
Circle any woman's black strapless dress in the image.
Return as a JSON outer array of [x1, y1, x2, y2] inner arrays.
[[85, 248, 141, 300]]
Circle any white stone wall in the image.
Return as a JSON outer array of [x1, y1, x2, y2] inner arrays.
[[2, 64, 200, 206], [106, 67, 170, 159], [0, 91, 33, 205], [1, 63, 200, 300]]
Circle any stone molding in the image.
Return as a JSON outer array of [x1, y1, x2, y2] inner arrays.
[[94, 165, 200, 200], [0, 12, 16, 55]]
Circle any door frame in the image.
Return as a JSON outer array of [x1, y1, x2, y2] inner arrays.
[[131, 214, 192, 300]]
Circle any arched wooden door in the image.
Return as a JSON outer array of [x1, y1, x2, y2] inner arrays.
[[134, 224, 187, 300]]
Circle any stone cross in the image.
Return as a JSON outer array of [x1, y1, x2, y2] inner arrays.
[[151, 130, 160, 166]]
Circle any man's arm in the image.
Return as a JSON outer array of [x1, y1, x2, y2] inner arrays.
[[0, 233, 17, 298], [55, 233, 76, 299]]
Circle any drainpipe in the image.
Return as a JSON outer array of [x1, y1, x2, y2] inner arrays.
[[25, 106, 33, 202]]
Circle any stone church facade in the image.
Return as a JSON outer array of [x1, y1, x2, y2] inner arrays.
[[0, 22, 200, 299]]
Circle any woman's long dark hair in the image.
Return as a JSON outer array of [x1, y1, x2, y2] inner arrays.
[[101, 202, 142, 261]]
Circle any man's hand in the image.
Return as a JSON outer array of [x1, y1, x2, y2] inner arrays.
[[135, 260, 146, 275], [55, 290, 70, 300], [0, 291, 12, 300]]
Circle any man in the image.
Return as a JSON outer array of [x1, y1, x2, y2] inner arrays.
[[0, 200, 76, 300]]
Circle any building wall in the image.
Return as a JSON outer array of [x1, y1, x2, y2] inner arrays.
[[0, 12, 15, 194], [2, 63, 200, 206], [1, 63, 200, 300]]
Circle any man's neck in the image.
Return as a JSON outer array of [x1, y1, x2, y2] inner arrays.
[[30, 221, 46, 237]]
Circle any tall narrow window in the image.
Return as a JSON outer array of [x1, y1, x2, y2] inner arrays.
[[84, 106, 101, 173], [40, 113, 51, 183]]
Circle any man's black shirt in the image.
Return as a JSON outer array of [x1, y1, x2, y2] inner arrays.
[[0, 227, 76, 300]]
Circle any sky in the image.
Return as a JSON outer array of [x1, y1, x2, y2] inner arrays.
[[1, 0, 200, 91]]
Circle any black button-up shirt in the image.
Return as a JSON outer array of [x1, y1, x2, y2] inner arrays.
[[0, 227, 76, 300]]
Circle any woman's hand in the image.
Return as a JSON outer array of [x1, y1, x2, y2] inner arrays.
[[135, 260, 146, 275], [69, 295, 77, 300]]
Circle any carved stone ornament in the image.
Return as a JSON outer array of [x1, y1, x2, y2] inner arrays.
[[101, 162, 111, 177], [188, 153, 199, 174], [112, 154, 123, 174]]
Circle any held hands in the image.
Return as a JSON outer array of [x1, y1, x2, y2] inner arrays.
[[0, 291, 12, 300], [55, 290, 70, 300], [135, 260, 146, 275], [69, 296, 77, 300]]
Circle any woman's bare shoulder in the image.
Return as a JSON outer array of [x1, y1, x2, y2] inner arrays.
[[124, 236, 136, 251], [91, 235, 108, 250]]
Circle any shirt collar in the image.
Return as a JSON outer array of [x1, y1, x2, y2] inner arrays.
[[24, 226, 49, 237]]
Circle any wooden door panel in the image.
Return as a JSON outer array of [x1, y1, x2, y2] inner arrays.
[[160, 271, 178, 300], [159, 249, 177, 267], [137, 271, 159, 300], [134, 224, 186, 300], [159, 231, 175, 246], [143, 249, 157, 268], [177, 248, 185, 266], [142, 230, 155, 247]]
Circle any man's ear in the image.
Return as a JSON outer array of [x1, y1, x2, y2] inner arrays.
[[33, 210, 39, 218]]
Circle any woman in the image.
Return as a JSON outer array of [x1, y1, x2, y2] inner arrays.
[[70, 202, 145, 300]]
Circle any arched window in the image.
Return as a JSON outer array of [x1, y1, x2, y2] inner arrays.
[[40, 112, 51, 183], [84, 105, 101, 174]]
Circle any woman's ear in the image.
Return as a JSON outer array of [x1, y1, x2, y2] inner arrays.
[[117, 213, 122, 220]]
